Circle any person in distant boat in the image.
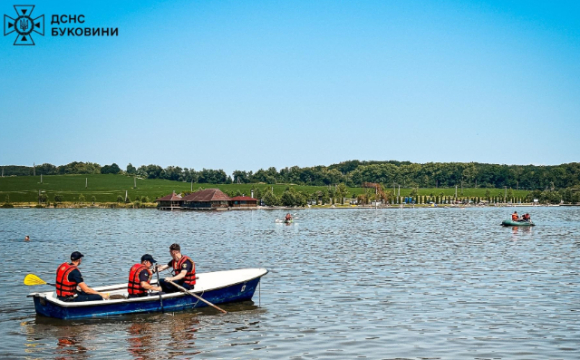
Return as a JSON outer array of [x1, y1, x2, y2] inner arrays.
[[156, 243, 196, 293], [127, 254, 162, 298], [511, 211, 520, 221], [56, 251, 109, 302], [522, 213, 531, 221], [285, 213, 293, 222], [24, 235, 30, 242]]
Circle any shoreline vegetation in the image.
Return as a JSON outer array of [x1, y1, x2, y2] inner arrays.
[[1, 173, 576, 209], [1, 202, 571, 210], [1, 159, 579, 207]]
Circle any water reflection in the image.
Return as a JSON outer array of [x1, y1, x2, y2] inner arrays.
[[166, 314, 200, 358], [127, 321, 155, 360], [56, 334, 89, 360]]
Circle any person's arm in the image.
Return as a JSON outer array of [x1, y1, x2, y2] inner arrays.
[[165, 260, 191, 281], [156, 260, 173, 273], [155, 264, 169, 272], [169, 269, 188, 281], [71, 269, 109, 299], [139, 271, 161, 292], [78, 282, 109, 299], [141, 281, 162, 292]]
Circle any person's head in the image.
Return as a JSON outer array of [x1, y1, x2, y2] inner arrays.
[[169, 243, 181, 260], [24, 235, 30, 241], [514, 211, 518, 214], [70, 251, 84, 264], [141, 254, 157, 268]]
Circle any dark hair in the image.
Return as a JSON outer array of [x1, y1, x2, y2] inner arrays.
[[169, 243, 180, 251]]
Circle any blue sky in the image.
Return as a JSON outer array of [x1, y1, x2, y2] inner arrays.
[[1, 0, 579, 174]]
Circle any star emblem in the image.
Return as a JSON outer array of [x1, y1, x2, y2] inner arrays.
[[4, 5, 44, 46]]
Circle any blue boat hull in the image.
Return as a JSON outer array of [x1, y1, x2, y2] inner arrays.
[[32, 277, 261, 320]]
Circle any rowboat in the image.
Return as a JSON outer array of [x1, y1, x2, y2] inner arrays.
[[501, 219, 535, 226], [28, 268, 268, 320]]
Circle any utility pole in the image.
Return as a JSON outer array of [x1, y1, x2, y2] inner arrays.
[[191, 180, 193, 192], [86, 178, 88, 189], [125, 190, 128, 203], [455, 185, 458, 198], [33, 163, 36, 176], [134, 177, 137, 189], [504, 186, 507, 203]]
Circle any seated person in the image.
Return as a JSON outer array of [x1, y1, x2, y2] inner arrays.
[[285, 213, 292, 222], [128, 254, 163, 298], [155, 243, 196, 293], [511, 211, 520, 221], [522, 213, 531, 221], [56, 251, 109, 302]]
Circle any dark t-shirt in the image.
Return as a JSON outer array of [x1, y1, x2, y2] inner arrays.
[[68, 268, 84, 285], [168, 258, 193, 274], [138, 269, 151, 283]]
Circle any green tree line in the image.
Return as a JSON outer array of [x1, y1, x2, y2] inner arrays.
[[2, 160, 579, 190]]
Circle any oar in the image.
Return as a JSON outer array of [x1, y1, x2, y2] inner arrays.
[[166, 280, 227, 314], [154, 265, 164, 312], [24, 274, 55, 286], [24, 273, 115, 299]]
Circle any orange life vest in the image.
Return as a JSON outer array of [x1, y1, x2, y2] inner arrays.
[[172, 255, 196, 286], [128, 263, 152, 295], [56, 262, 79, 297], [512, 214, 519, 221]]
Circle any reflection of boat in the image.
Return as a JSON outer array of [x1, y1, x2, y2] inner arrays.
[[501, 219, 535, 226], [28, 268, 268, 320]]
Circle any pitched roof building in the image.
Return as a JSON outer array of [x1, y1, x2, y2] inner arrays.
[[182, 188, 231, 210], [155, 192, 183, 210]]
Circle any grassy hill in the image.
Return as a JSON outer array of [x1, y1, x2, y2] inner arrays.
[[0, 174, 531, 204]]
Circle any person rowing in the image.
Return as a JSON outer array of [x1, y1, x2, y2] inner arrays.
[[511, 211, 521, 222], [155, 243, 196, 293], [56, 251, 109, 302], [127, 254, 162, 298]]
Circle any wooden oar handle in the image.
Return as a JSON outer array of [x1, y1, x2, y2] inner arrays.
[[167, 280, 227, 314]]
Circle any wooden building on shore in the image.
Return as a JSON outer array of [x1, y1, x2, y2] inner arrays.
[[181, 188, 231, 210], [155, 192, 184, 210], [229, 195, 258, 208]]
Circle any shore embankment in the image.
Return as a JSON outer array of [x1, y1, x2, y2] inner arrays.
[[1, 202, 571, 209]]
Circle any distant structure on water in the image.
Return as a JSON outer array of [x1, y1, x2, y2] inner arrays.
[[155, 189, 257, 211]]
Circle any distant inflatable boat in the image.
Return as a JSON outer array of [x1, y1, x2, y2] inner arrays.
[[501, 219, 535, 226]]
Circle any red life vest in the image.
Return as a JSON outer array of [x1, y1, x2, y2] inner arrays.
[[128, 264, 152, 295], [56, 262, 79, 297], [512, 214, 519, 221], [172, 255, 196, 286]]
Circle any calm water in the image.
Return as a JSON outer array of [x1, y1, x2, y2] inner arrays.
[[0, 207, 578, 359]]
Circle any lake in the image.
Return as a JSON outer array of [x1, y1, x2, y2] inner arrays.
[[0, 207, 578, 359]]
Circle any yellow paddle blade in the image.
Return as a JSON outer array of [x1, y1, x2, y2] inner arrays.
[[24, 274, 47, 286]]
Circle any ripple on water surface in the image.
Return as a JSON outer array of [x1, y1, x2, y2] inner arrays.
[[0, 207, 579, 359]]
